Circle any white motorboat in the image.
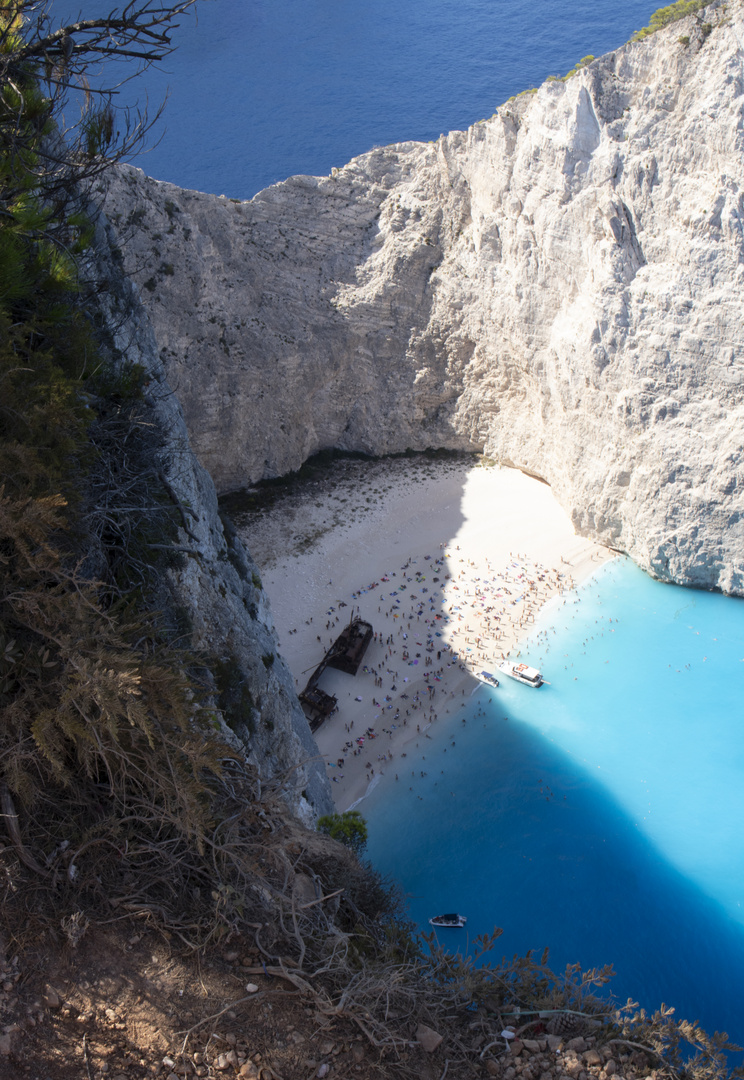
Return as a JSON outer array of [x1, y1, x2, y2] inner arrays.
[[476, 670, 500, 688], [429, 913, 467, 928], [498, 660, 544, 687]]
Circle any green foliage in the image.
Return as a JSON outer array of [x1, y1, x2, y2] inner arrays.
[[634, 0, 708, 40], [0, 3, 240, 919], [562, 53, 596, 80], [317, 810, 368, 855], [213, 653, 256, 733]]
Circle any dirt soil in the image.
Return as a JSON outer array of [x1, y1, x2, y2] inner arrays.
[[0, 925, 400, 1080], [0, 921, 673, 1080]]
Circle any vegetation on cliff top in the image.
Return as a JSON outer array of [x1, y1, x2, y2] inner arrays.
[[633, 0, 711, 39]]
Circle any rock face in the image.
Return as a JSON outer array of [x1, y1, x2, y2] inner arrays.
[[85, 206, 333, 823], [100, 0, 744, 594]]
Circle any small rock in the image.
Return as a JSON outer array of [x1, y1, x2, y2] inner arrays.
[[317, 1065, 330, 1078], [216, 1054, 230, 1071], [105, 1008, 117, 1021], [193, 1054, 204, 1065], [605, 1061, 618, 1076], [548, 1036, 563, 1052], [0, 1033, 11, 1055], [568, 1039, 587, 1053], [416, 1023, 444, 1053], [225, 1034, 237, 1047], [523, 1040, 542, 1053], [245, 983, 259, 994], [351, 1044, 365, 1064], [42, 985, 61, 1009], [585, 1050, 602, 1067], [162, 1059, 176, 1069], [319, 1041, 335, 1055], [239, 1065, 259, 1079], [223, 951, 240, 962], [486, 1062, 500, 1077], [510, 1040, 524, 1056], [166, 1074, 180, 1080]]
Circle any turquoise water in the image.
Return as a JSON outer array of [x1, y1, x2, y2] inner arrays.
[[51, 0, 656, 199], [364, 559, 744, 1044]]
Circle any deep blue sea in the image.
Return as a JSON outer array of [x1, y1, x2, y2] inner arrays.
[[50, 0, 744, 1048], [52, 0, 656, 198], [364, 559, 744, 1045]]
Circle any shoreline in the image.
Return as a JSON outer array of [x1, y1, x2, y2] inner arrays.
[[232, 458, 612, 812]]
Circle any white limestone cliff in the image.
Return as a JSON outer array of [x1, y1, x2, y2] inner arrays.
[[84, 208, 334, 823], [99, 0, 744, 594]]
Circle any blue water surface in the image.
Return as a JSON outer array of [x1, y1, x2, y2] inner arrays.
[[364, 560, 744, 1045], [51, 0, 656, 198]]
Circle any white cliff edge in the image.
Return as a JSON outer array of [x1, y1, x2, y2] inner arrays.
[[99, 0, 744, 595], [85, 208, 334, 823]]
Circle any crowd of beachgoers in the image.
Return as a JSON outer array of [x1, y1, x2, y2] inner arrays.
[[281, 545, 609, 807], [238, 459, 611, 810]]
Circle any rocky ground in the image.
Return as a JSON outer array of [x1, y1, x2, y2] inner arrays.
[[0, 925, 386, 1080], [0, 924, 663, 1080]]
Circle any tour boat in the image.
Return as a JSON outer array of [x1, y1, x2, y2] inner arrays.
[[429, 913, 467, 928], [476, 670, 500, 688], [498, 660, 544, 687]]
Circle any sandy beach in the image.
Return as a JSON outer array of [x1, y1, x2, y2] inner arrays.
[[233, 456, 612, 812]]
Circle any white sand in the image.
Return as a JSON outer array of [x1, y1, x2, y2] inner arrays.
[[235, 459, 612, 812]]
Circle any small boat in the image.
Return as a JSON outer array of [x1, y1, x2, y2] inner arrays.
[[429, 912, 467, 928], [476, 670, 500, 688], [498, 660, 544, 687]]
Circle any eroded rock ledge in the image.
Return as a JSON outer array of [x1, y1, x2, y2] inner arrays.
[[100, 0, 744, 594]]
